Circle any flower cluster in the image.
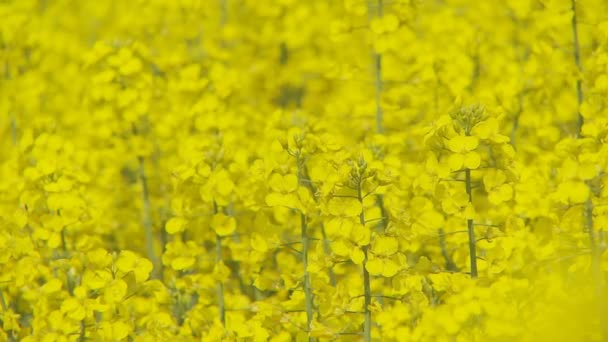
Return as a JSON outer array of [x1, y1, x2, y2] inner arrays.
[[1, 0, 608, 341]]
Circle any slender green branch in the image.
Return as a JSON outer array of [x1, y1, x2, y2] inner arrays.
[[212, 202, 226, 325], [301, 214, 314, 342], [368, 0, 389, 241], [295, 154, 315, 341], [510, 91, 523, 148], [357, 176, 372, 342], [138, 156, 160, 279], [301, 163, 336, 286], [0, 289, 8, 312], [79, 319, 86, 342], [375, 194, 388, 232], [438, 228, 459, 272], [319, 224, 337, 286], [216, 235, 226, 325], [586, 193, 605, 334], [373, 0, 384, 134], [570, 0, 603, 332], [465, 168, 477, 278], [571, 0, 584, 136], [10, 115, 17, 146], [0, 290, 18, 342], [219, 0, 228, 27]]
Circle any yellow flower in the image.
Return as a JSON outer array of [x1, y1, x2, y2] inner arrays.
[[446, 135, 481, 170]]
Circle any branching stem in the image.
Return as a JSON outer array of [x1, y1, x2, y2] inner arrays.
[[571, 0, 584, 135], [357, 176, 372, 342], [465, 168, 477, 278], [138, 156, 160, 280]]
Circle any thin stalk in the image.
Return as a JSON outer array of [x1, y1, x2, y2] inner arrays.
[[571, 0, 603, 332], [10, 115, 17, 146], [372, 0, 384, 134], [375, 194, 388, 232], [6, 61, 16, 146], [586, 197, 600, 287], [362, 247, 372, 341], [509, 16, 526, 149], [301, 163, 336, 286], [571, 0, 584, 136], [320, 225, 337, 286], [138, 156, 160, 279], [295, 156, 315, 340], [438, 228, 459, 271], [510, 92, 523, 148], [586, 193, 605, 336], [213, 202, 226, 325], [357, 178, 372, 342], [374, 53, 384, 134], [79, 320, 86, 342], [1, 291, 17, 342], [0, 290, 7, 312], [465, 168, 477, 278], [301, 213, 314, 342], [370, 0, 389, 239], [216, 234, 226, 325], [220, 0, 228, 26]]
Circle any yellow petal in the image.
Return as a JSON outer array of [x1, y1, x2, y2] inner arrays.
[[283, 174, 299, 192], [171, 256, 195, 271], [350, 247, 365, 265], [351, 224, 371, 246], [568, 181, 589, 204], [251, 234, 269, 253], [463, 151, 481, 169], [42, 278, 62, 294], [268, 173, 285, 193], [265, 192, 284, 207], [381, 259, 400, 278], [166, 217, 187, 234], [365, 257, 383, 276], [447, 135, 479, 153], [448, 153, 464, 171], [332, 239, 351, 256], [372, 236, 399, 256], [325, 218, 354, 239], [328, 197, 361, 217], [212, 213, 237, 236]]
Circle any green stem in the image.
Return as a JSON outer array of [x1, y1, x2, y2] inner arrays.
[[373, 0, 384, 134], [586, 190, 605, 336], [509, 16, 527, 149], [10, 115, 17, 146], [138, 156, 160, 280], [438, 228, 458, 272], [301, 213, 314, 341], [375, 194, 388, 232], [357, 179, 372, 342], [220, 0, 228, 26], [0, 290, 8, 312], [295, 155, 315, 340], [510, 93, 522, 149], [216, 234, 226, 325], [465, 168, 477, 278], [362, 246, 372, 342], [1, 291, 17, 342], [79, 319, 86, 342], [301, 163, 337, 286], [320, 224, 337, 286], [586, 195, 599, 283], [213, 202, 226, 325], [571, 0, 584, 136]]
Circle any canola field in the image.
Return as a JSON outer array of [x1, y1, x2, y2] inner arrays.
[[2, 0, 608, 341]]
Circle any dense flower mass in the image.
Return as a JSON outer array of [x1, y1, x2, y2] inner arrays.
[[2, 0, 608, 340]]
